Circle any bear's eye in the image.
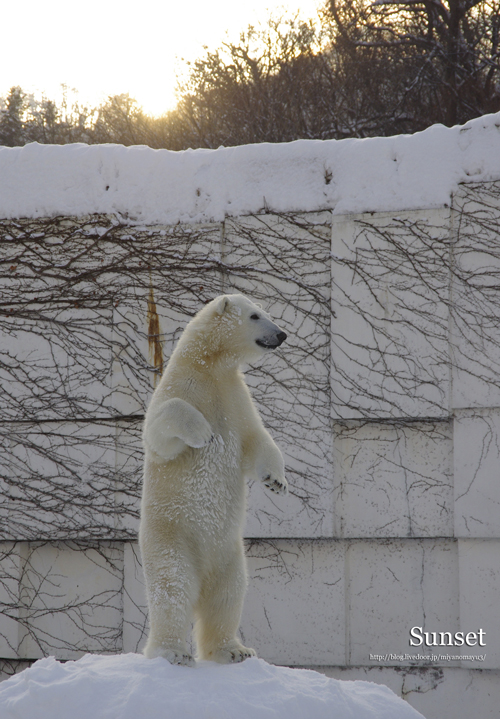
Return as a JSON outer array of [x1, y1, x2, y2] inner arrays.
[[250, 313, 260, 320]]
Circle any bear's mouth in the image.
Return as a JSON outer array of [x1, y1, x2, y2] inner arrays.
[[255, 340, 279, 350], [256, 339, 279, 350]]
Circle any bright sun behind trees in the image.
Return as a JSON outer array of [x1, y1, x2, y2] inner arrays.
[[1, 0, 499, 148]]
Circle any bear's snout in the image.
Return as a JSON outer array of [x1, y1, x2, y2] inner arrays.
[[256, 330, 287, 350]]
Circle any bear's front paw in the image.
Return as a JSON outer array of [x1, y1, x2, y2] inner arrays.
[[262, 474, 288, 495], [182, 416, 213, 449]]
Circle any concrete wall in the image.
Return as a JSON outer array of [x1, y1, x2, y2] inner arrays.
[[1, 181, 500, 719]]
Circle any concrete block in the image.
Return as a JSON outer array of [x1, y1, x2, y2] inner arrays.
[[347, 539, 459, 666], [319, 665, 500, 719], [0, 308, 113, 421], [17, 542, 123, 660], [451, 181, 500, 409], [0, 544, 22, 658], [110, 222, 223, 415], [0, 660, 34, 682], [0, 422, 118, 541], [331, 209, 451, 420], [335, 421, 453, 538], [458, 539, 500, 669], [114, 423, 142, 538], [241, 539, 345, 665], [122, 542, 148, 654], [225, 214, 335, 537], [405, 666, 500, 719], [454, 409, 500, 538]]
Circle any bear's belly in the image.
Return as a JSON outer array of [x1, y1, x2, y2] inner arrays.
[[186, 431, 245, 537], [145, 430, 246, 553]]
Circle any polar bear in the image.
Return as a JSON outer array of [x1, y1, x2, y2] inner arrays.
[[139, 293, 288, 666]]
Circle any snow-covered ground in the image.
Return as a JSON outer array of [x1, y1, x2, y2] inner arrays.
[[1, 112, 500, 223], [0, 654, 425, 719]]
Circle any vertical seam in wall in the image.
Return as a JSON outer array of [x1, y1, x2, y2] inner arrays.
[[112, 289, 119, 538], [448, 196, 456, 541], [220, 219, 227, 293], [119, 541, 125, 654], [345, 540, 351, 666], [448, 195, 455, 420], [330, 211, 338, 538]]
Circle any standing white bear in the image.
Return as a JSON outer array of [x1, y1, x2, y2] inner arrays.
[[140, 294, 288, 666]]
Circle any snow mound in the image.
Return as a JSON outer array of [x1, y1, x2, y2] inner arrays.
[[0, 653, 425, 719], [1, 112, 500, 223]]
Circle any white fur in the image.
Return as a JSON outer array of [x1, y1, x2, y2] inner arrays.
[[139, 294, 287, 666]]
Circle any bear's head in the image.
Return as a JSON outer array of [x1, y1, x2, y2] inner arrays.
[[179, 294, 287, 368]]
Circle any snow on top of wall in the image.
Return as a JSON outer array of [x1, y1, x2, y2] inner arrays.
[[0, 654, 426, 719], [1, 112, 500, 224]]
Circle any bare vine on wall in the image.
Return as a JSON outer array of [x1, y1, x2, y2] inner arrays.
[[331, 182, 500, 421], [1, 181, 499, 672], [0, 212, 332, 542]]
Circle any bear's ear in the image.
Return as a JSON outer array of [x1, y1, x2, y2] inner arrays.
[[215, 296, 231, 314]]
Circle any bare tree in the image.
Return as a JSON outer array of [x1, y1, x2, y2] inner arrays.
[[2, 2, 498, 148], [0, 87, 28, 147], [326, 0, 500, 128], [173, 16, 332, 147], [0, 86, 96, 146]]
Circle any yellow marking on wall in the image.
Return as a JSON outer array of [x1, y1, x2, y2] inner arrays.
[[147, 281, 163, 384]]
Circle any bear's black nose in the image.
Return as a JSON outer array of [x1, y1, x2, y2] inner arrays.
[[277, 332, 287, 345]]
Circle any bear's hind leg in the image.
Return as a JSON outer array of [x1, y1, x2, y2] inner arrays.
[[194, 544, 256, 664], [142, 541, 198, 666]]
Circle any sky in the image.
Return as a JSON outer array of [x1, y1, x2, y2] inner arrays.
[[2, 0, 321, 117]]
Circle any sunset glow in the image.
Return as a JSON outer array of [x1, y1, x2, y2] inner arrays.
[[2, 0, 320, 116]]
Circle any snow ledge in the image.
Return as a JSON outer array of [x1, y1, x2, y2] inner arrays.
[[1, 113, 500, 224]]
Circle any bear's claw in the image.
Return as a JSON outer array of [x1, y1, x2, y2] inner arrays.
[[144, 644, 196, 667], [166, 649, 196, 667], [263, 475, 288, 495], [209, 645, 256, 664]]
